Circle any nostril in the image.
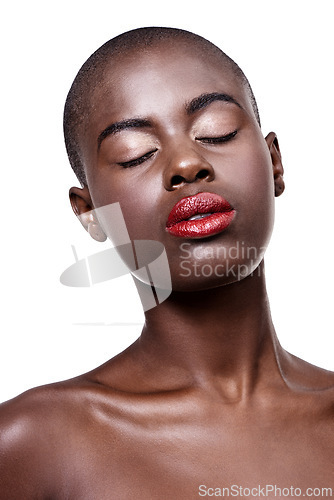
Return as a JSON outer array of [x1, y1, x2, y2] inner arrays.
[[170, 169, 212, 188], [171, 175, 185, 186], [196, 169, 210, 180]]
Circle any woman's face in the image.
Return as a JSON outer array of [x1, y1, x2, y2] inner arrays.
[[79, 41, 280, 291]]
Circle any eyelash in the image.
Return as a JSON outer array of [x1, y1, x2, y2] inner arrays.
[[196, 130, 238, 144], [118, 130, 237, 168], [118, 149, 158, 168]]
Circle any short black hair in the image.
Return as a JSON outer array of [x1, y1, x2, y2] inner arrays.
[[64, 27, 261, 186]]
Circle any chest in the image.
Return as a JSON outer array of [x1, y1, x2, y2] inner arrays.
[[59, 416, 333, 499]]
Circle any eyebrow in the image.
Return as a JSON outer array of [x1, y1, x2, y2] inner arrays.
[[97, 92, 242, 149], [185, 92, 242, 115], [97, 118, 152, 149]]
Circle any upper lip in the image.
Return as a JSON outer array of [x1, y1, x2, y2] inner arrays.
[[166, 192, 234, 227]]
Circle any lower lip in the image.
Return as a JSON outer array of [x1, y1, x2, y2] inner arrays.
[[166, 211, 236, 238]]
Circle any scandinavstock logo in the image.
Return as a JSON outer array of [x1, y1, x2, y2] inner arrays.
[[60, 203, 172, 312]]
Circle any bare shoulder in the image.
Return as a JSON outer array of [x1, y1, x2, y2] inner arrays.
[[0, 377, 109, 499], [0, 377, 98, 438], [283, 350, 334, 390], [279, 350, 334, 419], [0, 369, 181, 499]]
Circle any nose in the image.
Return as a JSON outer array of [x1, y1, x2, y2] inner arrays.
[[163, 146, 215, 191]]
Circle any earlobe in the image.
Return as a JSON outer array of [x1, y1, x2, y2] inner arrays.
[[265, 132, 285, 197], [69, 186, 107, 242]]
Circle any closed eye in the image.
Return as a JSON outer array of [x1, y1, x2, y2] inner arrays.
[[196, 130, 238, 144], [118, 149, 158, 168]]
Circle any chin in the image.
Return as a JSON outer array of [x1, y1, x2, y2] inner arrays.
[[169, 255, 265, 292]]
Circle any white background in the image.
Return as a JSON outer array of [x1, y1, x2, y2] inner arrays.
[[1, 0, 333, 403]]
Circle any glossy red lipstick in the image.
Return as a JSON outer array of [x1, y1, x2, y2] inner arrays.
[[166, 192, 235, 238]]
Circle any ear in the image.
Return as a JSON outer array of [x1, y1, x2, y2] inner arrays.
[[69, 186, 107, 242], [265, 132, 285, 197]]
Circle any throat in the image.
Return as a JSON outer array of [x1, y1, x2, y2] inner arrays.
[[140, 268, 278, 394]]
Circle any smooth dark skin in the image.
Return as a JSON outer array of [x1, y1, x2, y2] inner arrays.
[[1, 40, 333, 499]]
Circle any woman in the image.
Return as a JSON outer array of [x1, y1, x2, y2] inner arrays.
[[1, 27, 333, 499]]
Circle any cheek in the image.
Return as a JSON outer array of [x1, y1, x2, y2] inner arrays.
[[120, 177, 164, 241], [227, 135, 275, 244], [89, 171, 163, 243]]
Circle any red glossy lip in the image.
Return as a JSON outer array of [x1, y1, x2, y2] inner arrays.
[[166, 192, 236, 238]]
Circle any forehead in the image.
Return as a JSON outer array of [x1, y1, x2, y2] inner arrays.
[[81, 41, 254, 159], [93, 41, 250, 116]]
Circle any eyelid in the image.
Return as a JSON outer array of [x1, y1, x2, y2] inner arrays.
[[118, 148, 158, 168], [196, 130, 238, 144], [116, 129, 237, 168]]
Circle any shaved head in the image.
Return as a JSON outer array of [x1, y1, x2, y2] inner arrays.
[[64, 27, 261, 186]]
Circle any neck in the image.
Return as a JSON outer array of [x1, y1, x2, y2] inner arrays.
[[138, 261, 283, 398]]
